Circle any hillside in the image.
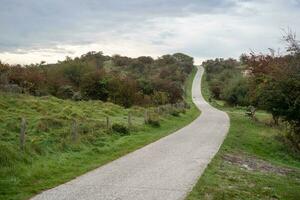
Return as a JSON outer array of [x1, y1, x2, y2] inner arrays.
[[0, 64, 199, 200]]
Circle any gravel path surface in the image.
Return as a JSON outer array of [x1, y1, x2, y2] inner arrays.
[[31, 66, 229, 200]]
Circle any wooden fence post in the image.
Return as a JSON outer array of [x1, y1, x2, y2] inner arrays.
[[128, 112, 132, 129], [106, 116, 111, 131], [71, 120, 78, 142], [20, 118, 26, 150], [156, 107, 161, 114], [144, 110, 148, 124]]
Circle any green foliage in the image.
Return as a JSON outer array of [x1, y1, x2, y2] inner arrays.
[[221, 75, 249, 106], [147, 113, 161, 127], [0, 52, 194, 108], [62, 62, 86, 87], [137, 56, 154, 65], [170, 110, 180, 117], [187, 70, 300, 200], [80, 70, 109, 101], [203, 58, 250, 106], [244, 37, 300, 148], [147, 118, 161, 127], [203, 33, 300, 149], [112, 55, 132, 66], [57, 85, 75, 99], [173, 53, 194, 73], [151, 91, 169, 105], [112, 123, 129, 135]]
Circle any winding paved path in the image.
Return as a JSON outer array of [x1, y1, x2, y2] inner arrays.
[[31, 66, 229, 200]]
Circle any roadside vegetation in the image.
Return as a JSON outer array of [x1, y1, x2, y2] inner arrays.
[[0, 54, 199, 200], [202, 32, 300, 149], [186, 33, 300, 200], [0, 52, 193, 108]]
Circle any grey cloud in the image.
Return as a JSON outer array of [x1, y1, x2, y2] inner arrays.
[[0, 0, 299, 64], [12, 46, 76, 55], [0, 0, 236, 52]]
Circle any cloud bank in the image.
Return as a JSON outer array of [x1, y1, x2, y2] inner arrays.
[[0, 0, 299, 64]]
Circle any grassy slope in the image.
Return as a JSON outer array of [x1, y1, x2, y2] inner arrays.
[[186, 69, 300, 200], [0, 68, 200, 200]]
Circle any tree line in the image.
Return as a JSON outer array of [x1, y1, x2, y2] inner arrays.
[[203, 32, 300, 149], [0, 52, 194, 108]]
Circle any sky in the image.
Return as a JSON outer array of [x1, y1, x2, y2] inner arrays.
[[0, 0, 299, 65]]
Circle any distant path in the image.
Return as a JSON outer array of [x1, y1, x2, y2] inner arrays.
[[31, 66, 229, 200]]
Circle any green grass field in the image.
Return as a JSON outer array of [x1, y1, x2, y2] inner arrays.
[[186, 69, 300, 200], [0, 68, 200, 200]]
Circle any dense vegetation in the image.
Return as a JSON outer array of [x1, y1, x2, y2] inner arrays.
[[0, 52, 193, 107], [186, 68, 300, 200], [203, 58, 248, 106], [203, 33, 300, 149]]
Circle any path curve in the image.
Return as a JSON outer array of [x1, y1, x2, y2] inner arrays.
[[31, 66, 229, 200]]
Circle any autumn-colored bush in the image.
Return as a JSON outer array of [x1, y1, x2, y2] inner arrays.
[[0, 52, 194, 107]]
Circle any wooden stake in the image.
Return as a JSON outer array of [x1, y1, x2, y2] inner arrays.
[[20, 118, 26, 151], [71, 120, 78, 142], [156, 107, 161, 114], [128, 112, 132, 129], [144, 110, 148, 124], [106, 116, 111, 131]]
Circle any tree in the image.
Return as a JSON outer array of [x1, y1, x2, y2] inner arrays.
[[0, 51, 195, 108], [80, 70, 109, 101], [137, 56, 154, 64], [173, 53, 194, 73], [221, 75, 249, 106], [62, 63, 86, 87], [0, 61, 9, 84], [244, 33, 300, 148], [112, 55, 132, 66], [106, 74, 139, 107], [151, 91, 169, 105]]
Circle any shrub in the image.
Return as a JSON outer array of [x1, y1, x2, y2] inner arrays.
[[0, 84, 22, 94], [72, 92, 82, 101], [209, 80, 222, 99], [57, 85, 74, 99], [221, 76, 249, 106], [179, 109, 186, 114], [170, 110, 180, 117], [80, 71, 109, 101], [112, 123, 129, 135], [0, 52, 194, 107], [148, 118, 160, 127]]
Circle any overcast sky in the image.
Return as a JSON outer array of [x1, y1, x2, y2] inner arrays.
[[0, 0, 299, 64]]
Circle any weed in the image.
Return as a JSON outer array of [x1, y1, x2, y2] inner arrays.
[[112, 123, 129, 135]]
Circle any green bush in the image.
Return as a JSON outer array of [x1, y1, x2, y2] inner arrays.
[[170, 110, 180, 117], [72, 92, 82, 101], [221, 75, 250, 106], [148, 118, 160, 127], [57, 85, 74, 99], [112, 123, 129, 135], [204, 59, 250, 106], [209, 80, 222, 99]]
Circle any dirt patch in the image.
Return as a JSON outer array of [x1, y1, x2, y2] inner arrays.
[[222, 153, 297, 176]]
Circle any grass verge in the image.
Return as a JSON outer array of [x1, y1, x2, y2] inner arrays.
[[186, 68, 300, 200], [0, 68, 200, 200]]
